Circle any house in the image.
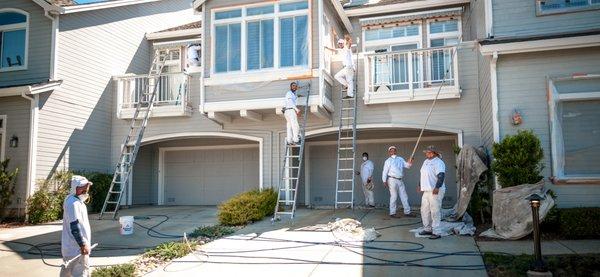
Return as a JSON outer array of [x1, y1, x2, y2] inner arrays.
[[478, 0, 600, 207], [0, 0, 199, 216]]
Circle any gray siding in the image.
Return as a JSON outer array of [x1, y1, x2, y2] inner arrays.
[[468, 0, 488, 39], [0, 96, 30, 212], [477, 49, 493, 150], [205, 78, 319, 102], [36, 0, 199, 180], [497, 47, 600, 208], [0, 0, 51, 86], [132, 144, 157, 205], [492, 0, 600, 37]]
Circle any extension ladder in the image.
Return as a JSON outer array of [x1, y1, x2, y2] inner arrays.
[[99, 50, 169, 219], [273, 82, 311, 220]]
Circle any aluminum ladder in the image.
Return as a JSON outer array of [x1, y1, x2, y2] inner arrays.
[[334, 46, 359, 209], [99, 50, 169, 219], [273, 82, 311, 221]]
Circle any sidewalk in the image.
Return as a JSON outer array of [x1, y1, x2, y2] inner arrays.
[[476, 239, 600, 255]]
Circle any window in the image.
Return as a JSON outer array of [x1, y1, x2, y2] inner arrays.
[[549, 76, 600, 180], [158, 48, 182, 73], [212, 1, 309, 74], [538, 0, 600, 15], [365, 25, 420, 41], [0, 9, 28, 72], [428, 19, 460, 82]]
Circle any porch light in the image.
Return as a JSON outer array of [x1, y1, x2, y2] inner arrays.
[[525, 193, 550, 275], [9, 135, 18, 148]]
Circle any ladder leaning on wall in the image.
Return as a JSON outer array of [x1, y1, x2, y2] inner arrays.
[[273, 82, 311, 221], [99, 50, 169, 220]]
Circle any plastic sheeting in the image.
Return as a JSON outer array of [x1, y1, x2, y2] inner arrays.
[[480, 181, 555, 240], [410, 210, 477, 237], [447, 145, 488, 222]]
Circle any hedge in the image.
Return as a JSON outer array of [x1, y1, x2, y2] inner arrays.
[[218, 188, 277, 226], [557, 208, 600, 239]]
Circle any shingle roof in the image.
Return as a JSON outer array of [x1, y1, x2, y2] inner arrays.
[[341, 0, 423, 9], [46, 0, 125, 7], [156, 21, 202, 33]]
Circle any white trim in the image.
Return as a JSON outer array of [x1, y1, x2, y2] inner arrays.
[[490, 51, 500, 143], [536, 0, 600, 16], [0, 81, 61, 98], [557, 91, 600, 101], [480, 34, 600, 56], [329, 0, 353, 33], [359, 7, 463, 23], [345, 0, 470, 17], [0, 115, 6, 161], [46, 12, 59, 80], [0, 8, 29, 72], [205, 69, 315, 85], [61, 0, 162, 14], [484, 0, 493, 38], [305, 123, 463, 138], [146, 28, 202, 40], [19, 93, 38, 207], [203, 94, 321, 113]]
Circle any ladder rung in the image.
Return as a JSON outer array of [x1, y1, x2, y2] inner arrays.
[[285, 155, 300, 158], [283, 177, 298, 180], [339, 137, 353, 140], [337, 190, 353, 193], [339, 158, 354, 160], [106, 201, 119, 204], [285, 166, 300, 169], [103, 211, 117, 214], [338, 179, 353, 182], [339, 147, 353, 150], [276, 212, 294, 215], [341, 117, 354, 120], [341, 107, 354, 111], [280, 188, 297, 191], [338, 168, 354, 171], [336, 201, 354, 204]]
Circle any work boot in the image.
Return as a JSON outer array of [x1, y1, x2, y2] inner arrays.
[[390, 214, 402, 218], [418, 230, 433, 236], [429, 234, 441, 240], [404, 213, 416, 218]]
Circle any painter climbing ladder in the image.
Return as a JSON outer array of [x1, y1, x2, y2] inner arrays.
[[99, 50, 169, 219], [273, 82, 311, 221], [335, 43, 359, 209]]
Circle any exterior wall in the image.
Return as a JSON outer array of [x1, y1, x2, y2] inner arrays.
[[205, 78, 319, 102], [492, 0, 600, 38], [468, 0, 488, 40], [36, 0, 199, 180], [0, 96, 30, 212], [0, 0, 51, 87], [477, 50, 493, 150], [496, 47, 600, 208]]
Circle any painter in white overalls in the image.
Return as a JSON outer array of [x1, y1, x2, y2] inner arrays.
[[283, 82, 301, 145], [333, 37, 355, 98], [61, 175, 93, 277]]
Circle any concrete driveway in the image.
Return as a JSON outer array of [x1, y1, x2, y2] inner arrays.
[[0, 206, 486, 277]]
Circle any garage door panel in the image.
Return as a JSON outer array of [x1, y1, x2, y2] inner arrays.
[[165, 164, 201, 177], [165, 151, 195, 163]]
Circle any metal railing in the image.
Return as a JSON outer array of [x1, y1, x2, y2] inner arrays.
[[364, 46, 458, 96], [116, 72, 190, 109]]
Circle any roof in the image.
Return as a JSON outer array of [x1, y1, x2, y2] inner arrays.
[[35, 0, 164, 13], [0, 80, 62, 97], [46, 0, 119, 7], [342, 0, 422, 10], [156, 21, 201, 33], [480, 29, 600, 45]]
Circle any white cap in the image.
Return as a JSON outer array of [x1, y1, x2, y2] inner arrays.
[[388, 146, 397, 151], [337, 38, 345, 44], [71, 175, 91, 189]]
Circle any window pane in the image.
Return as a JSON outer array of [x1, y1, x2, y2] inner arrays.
[[228, 23, 241, 71], [430, 38, 445, 47], [430, 20, 458, 34], [261, 19, 274, 68], [294, 15, 308, 66], [561, 100, 600, 176], [247, 21, 260, 70], [215, 25, 228, 72], [280, 1, 309, 12], [215, 9, 241, 20], [365, 25, 420, 41], [406, 25, 419, 36], [247, 5, 274, 16], [0, 12, 27, 26], [541, 0, 591, 10], [1, 30, 26, 68], [280, 18, 294, 67]]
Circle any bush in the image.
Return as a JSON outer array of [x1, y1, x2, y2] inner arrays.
[[0, 159, 18, 219], [76, 172, 113, 213], [557, 208, 600, 239], [26, 171, 72, 224], [218, 188, 277, 226], [484, 253, 600, 277], [189, 225, 236, 239], [91, 263, 136, 277], [144, 241, 198, 261], [491, 130, 544, 188]]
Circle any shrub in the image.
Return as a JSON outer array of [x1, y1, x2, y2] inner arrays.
[[26, 171, 72, 224], [0, 159, 18, 219], [557, 208, 600, 239], [491, 130, 544, 188], [144, 241, 198, 261], [91, 263, 136, 277], [189, 225, 236, 239], [218, 188, 277, 226], [76, 172, 113, 213]]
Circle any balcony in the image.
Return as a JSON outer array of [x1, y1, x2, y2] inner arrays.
[[115, 73, 193, 119], [363, 46, 461, 105]]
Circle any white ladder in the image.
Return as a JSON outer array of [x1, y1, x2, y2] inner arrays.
[[99, 50, 169, 219], [273, 82, 311, 220]]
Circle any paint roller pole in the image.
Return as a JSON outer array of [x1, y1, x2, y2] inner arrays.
[[62, 243, 98, 269]]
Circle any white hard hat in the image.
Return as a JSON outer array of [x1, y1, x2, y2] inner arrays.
[[388, 146, 397, 151], [337, 38, 345, 44], [71, 175, 92, 189]]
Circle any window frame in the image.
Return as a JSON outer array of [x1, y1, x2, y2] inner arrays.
[[210, 1, 310, 76], [0, 8, 29, 72], [362, 22, 423, 52], [426, 17, 461, 48], [0, 115, 5, 161], [548, 75, 600, 182], [536, 0, 600, 16]]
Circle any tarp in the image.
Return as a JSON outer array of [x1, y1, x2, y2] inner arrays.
[[447, 145, 488, 221], [480, 180, 555, 240]]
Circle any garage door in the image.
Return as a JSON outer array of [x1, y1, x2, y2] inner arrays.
[[308, 140, 457, 207], [163, 146, 259, 205]]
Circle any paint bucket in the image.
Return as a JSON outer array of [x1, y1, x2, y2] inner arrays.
[[119, 216, 134, 235]]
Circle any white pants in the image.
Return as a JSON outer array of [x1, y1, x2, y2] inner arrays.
[[388, 178, 410, 215], [334, 66, 355, 97], [284, 109, 300, 144], [421, 187, 445, 235], [362, 182, 375, 206], [60, 255, 90, 277]]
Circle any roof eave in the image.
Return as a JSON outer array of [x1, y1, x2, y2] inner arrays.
[[344, 0, 470, 17], [147, 28, 203, 40], [330, 0, 353, 33]]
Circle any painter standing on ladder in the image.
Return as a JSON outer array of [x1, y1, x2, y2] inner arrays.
[[333, 35, 355, 99], [61, 175, 93, 277], [382, 146, 414, 218], [284, 82, 301, 145], [417, 145, 446, 240], [357, 152, 375, 208]]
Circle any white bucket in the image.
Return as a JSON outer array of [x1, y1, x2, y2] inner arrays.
[[119, 216, 134, 235]]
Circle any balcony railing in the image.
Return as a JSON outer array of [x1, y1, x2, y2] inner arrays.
[[115, 72, 192, 118], [363, 46, 460, 104]]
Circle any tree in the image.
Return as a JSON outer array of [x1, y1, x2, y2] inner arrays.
[[492, 130, 544, 188]]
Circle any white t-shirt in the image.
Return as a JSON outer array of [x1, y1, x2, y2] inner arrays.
[[284, 90, 299, 112], [187, 45, 201, 61], [360, 160, 374, 184], [382, 155, 411, 182], [340, 47, 354, 69], [61, 195, 91, 258], [419, 157, 446, 191]]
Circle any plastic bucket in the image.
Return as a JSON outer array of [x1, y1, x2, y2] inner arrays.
[[119, 216, 134, 235]]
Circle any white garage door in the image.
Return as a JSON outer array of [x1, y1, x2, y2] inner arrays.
[[163, 146, 259, 205]]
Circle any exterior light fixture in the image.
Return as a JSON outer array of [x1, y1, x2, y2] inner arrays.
[[525, 193, 551, 276], [9, 135, 18, 148]]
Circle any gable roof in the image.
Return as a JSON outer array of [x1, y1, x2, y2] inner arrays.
[[146, 21, 202, 40], [342, 0, 470, 17], [33, 0, 163, 14]]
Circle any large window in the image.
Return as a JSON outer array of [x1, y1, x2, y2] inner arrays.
[[428, 19, 459, 82], [0, 9, 28, 72], [538, 0, 600, 15], [212, 1, 309, 74], [549, 76, 600, 180]]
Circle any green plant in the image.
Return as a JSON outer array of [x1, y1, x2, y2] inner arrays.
[[557, 208, 600, 239], [144, 241, 198, 261], [491, 130, 544, 188], [26, 171, 72, 224], [0, 159, 18, 219], [218, 188, 277, 226], [75, 172, 113, 213], [484, 253, 600, 277], [91, 263, 136, 277], [190, 225, 236, 239]]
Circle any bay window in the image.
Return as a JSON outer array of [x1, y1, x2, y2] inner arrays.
[[0, 9, 28, 71]]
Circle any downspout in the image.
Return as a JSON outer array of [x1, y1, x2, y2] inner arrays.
[[484, 0, 493, 38], [490, 51, 500, 189], [21, 91, 39, 219]]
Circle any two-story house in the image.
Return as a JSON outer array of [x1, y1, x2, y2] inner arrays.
[[479, 0, 600, 207], [0, 0, 199, 216]]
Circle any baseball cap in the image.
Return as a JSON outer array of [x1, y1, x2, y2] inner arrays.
[[337, 38, 345, 44], [71, 175, 92, 189], [388, 146, 397, 151]]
